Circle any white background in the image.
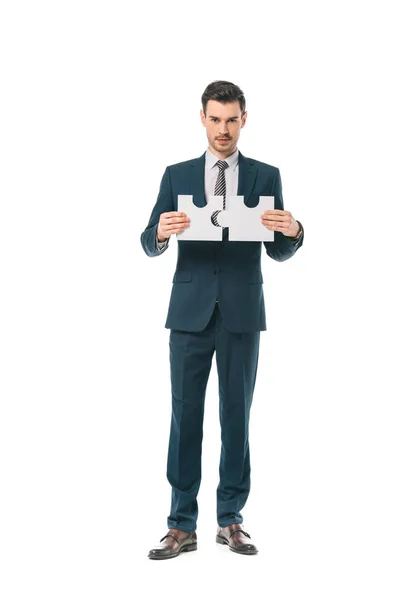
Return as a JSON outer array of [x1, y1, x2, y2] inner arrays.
[[1, 1, 399, 598]]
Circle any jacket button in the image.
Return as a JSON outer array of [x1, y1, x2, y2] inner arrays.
[[213, 269, 217, 274]]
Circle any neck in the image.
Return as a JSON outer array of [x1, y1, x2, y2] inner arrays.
[[208, 144, 237, 160]]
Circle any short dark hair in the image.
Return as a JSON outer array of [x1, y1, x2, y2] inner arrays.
[[201, 80, 246, 116]]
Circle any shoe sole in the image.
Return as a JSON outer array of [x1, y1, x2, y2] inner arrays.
[[216, 534, 258, 555], [148, 542, 197, 560]]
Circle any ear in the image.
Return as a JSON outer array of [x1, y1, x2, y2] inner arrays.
[[241, 111, 248, 127], [200, 109, 206, 126]]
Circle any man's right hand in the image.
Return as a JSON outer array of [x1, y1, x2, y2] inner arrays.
[[157, 212, 190, 242]]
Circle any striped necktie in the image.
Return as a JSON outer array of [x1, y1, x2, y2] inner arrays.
[[211, 160, 229, 227]]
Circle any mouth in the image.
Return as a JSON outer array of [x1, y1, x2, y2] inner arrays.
[[217, 138, 230, 143]]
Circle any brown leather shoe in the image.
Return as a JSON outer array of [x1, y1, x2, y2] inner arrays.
[[148, 528, 197, 560], [216, 523, 258, 555]]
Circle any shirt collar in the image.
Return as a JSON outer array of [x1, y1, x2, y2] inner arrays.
[[205, 147, 239, 171]]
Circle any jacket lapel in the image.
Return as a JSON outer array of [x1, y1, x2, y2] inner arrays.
[[237, 150, 257, 206], [189, 151, 207, 207]]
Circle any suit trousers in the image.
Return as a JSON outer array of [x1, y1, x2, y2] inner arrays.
[[166, 301, 260, 532]]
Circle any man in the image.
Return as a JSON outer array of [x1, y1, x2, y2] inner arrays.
[[140, 80, 304, 559]]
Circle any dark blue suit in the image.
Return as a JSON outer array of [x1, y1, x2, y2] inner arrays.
[[141, 150, 304, 531]]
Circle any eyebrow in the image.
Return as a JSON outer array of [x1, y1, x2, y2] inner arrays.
[[208, 115, 239, 119]]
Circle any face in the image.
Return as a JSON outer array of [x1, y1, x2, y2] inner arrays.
[[200, 100, 247, 158]]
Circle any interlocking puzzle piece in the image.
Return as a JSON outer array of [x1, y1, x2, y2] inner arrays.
[[222, 195, 274, 241], [177, 195, 224, 241], [177, 195, 275, 241]]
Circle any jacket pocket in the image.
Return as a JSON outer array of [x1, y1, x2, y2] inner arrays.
[[173, 270, 192, 283]]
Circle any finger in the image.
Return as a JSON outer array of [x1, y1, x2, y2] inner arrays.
[[164, 211, 187, 217], [163, 223, 190, 233], [162, 216, 190, 224], [261, 214, 288, 222], [265, 225, 289, 232], [164, 213, 190, 221], [260, 220, 288, 230], [261, 219, 287, 227]]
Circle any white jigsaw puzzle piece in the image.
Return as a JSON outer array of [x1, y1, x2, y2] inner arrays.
[[222, 196, 275, 241], [177, 195, 224, 241]]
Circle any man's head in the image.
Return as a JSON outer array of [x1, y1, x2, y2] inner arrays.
[[200, 80, 247, 157]]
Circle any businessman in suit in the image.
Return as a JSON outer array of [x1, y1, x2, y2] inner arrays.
[[141, 81, 304, 559]]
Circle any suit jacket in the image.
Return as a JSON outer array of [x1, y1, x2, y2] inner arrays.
[[140, 150, 304, 332]]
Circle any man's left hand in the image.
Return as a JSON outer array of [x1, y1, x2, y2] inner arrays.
[[260, 209, 300, 237]]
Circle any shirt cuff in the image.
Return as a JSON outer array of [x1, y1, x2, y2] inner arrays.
[[156, 237, 169, 250]]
